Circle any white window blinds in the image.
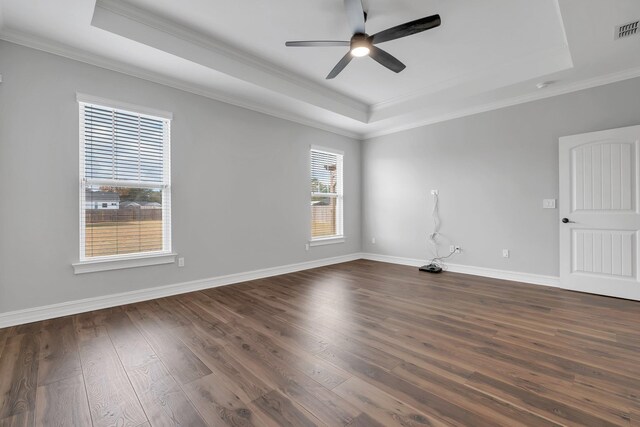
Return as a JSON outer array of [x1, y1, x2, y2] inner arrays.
[[83, 104, 166, 184], [79, 98, 172, 260], [311, 148, 343, 239]]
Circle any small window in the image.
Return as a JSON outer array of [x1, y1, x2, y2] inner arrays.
[[79, 98, 171, 260], [310, 148, 343, 240]]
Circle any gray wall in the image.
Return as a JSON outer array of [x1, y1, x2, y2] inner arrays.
[[4, 38, 640, 313], [0, 41, 361, 313], [362, 77, 640, 276]]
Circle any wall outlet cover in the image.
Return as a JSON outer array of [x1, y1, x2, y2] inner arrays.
[[543, 199, 556, 209]]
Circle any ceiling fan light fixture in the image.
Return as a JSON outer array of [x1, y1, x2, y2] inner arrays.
[[350, 34, 371, 57], [285, 0, 441, 79], [351, 46, 370, 57]]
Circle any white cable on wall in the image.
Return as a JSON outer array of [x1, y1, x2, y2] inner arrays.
[[426, 192, 455, 269], [428, 193, 441, 259]]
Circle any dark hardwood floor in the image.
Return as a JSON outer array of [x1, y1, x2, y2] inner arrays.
[[0, 259, 639, 426]]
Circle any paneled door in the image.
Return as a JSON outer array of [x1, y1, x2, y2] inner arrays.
[[560, 125, 640, 300]]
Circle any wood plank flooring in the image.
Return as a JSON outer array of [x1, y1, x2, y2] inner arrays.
[[0, 259, 639, 426]]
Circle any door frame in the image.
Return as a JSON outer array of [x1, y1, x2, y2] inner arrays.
[[559, 125, 640, 300]]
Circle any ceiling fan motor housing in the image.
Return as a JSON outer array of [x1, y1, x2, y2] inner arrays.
[[285, 0, 441, 78], [350, 33, 371, 56]]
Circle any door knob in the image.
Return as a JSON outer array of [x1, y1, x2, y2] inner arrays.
[[562, 218, 574, 223]]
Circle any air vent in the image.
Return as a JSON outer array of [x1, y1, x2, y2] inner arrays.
[[615, 20, 639, 39]]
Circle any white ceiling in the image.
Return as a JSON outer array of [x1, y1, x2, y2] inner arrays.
[[1, 0, 640, 138]]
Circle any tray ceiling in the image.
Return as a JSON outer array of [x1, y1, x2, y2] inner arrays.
[[1, 0, 639, 138]]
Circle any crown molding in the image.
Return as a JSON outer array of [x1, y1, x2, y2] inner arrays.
[[92, 0, 368, 123], [4, 11, 640, 142], [369, 44, 573, 118], [369, 0, 572, 119], [362, 65, 640, 139], [0, 31, 363, 139]]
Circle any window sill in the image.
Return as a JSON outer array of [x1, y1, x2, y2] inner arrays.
[[72, 252, 177, 274], [309, 236, 346, 247]]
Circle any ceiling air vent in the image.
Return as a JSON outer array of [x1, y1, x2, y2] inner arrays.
[[615, 20, 639, 39]]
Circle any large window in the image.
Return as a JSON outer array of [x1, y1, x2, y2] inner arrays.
[[311, 147, 344, 242], [78, 96, 172, 262]]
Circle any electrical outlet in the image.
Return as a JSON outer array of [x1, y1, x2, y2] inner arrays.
[[371, 237, 376, 244], [431, 189, 439, 195], [305, 243, 310, 251], [449, 245, 455, 253], [543, 199, 556, 209], [454, 246, 461, 253], [178, 257, 185, 267], [502, 249, 510, 258]]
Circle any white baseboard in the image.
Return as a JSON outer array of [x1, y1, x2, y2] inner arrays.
[[0, 252, 563, 328], [0, 253, 362, 328], [361, 253, 561, 288]]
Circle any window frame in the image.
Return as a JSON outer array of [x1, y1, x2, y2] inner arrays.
[[73, 93, 175, 273], [309, 145, 345, 245]]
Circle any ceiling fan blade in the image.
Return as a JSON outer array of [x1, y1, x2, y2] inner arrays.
[[344, 0, 366, 34], [369, 46, 406, 73], [285, 41, 350, 47], [326, 52, 353, 79], [370, 14, 441, 44]]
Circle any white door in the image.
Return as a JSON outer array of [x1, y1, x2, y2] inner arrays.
[[560, 125, 640, 300]]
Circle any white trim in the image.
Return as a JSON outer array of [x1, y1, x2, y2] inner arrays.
[[6, 26, 640, 141], [309, 236, 346, 247], [310, 148, 344, 240], [73, 252, 177, 274], [77, 93, 173, 120], [78, 107, 86, 259], [91, 0, 368, 122], [311, 192, 338, 198], [310, 145, 345, 156], [2, 252, 572, 327], [78, 99, 172, 262], [363, 65, 640, 139], [369, 45, 573, 113], [1, 253, 362, 328], [0, 32, 362, 140], [83, 179, 167, 189], [336, 153, 344, 236], [361, 253, 561, 288], [162, 119, 172, 253]]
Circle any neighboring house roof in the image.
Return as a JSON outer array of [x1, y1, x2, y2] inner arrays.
[[120, 201, 161, 208], [120, 201, 141, 208], [86, 190, 120, 202]]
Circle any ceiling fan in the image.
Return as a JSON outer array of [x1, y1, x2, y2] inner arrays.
[[285, 0, 441, 79]]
